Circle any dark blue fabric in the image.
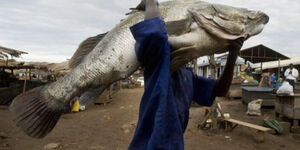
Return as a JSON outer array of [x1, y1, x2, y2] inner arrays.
[[129, 17, 216, 150]]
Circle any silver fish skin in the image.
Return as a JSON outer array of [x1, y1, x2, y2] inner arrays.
[[10, 0, 269, 138]]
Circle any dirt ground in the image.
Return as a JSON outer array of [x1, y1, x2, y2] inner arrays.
[[1, 88, 300, 150]]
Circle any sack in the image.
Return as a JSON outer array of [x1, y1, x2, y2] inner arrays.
[[246, 99, 263, 116], [276, 81, 293, 95]]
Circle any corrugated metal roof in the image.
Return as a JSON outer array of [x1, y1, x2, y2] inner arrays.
[[240, 44, 289, 63]]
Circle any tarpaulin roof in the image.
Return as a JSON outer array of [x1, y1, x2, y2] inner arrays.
[[252, 56, 300, 70]]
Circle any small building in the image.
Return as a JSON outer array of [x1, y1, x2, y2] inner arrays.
[[196, 57, 210, 78], [196, 56, 245, 78], [240, 44, 289, 63]]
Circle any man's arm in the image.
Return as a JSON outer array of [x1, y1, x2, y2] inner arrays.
[[130, 0, 167, 67], [284, 69, 289, 77], [145, 0, 160, 20], [135, 0, 160, 20], [258, 76, 264, 88], [213, 39, 244, 97]]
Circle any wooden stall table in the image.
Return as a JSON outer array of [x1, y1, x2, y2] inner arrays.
[[275, 94, 300, 131]]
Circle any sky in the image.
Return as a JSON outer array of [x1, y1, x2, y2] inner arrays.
[[0, 0, 299, 63]]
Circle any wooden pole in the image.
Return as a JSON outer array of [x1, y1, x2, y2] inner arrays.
[[260, 62, 263, 74], [107, 84, 113, 101], [209, 55, 217, 79], [278, 59, 281, 78], [193, 59, 198, 75], [29, 69, 32, 81], [5, 57, 8, 66], [23, 69, 28, 93]]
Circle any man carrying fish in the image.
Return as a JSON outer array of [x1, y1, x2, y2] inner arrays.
[[10, 0, 269, 146], [128, 0, 244, 149]]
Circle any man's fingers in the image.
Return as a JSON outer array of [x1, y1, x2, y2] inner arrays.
[[235, 38, 244, 45], [135, 0, 146, 11], [134, 0, 159, 11], [232, 38, 244, 48], [228, 37, 244, 53]]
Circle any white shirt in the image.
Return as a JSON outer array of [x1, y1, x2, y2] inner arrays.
[[284, 68, 299, 81]]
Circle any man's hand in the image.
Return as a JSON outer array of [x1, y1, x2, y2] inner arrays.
[[134, 0, 159, 11], [145, 0, 161, 20], [228, 38, 244, 54], [135, 0, 146, 11]]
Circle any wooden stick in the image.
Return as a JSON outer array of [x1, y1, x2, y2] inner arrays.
[[23, 69, 28, 93]]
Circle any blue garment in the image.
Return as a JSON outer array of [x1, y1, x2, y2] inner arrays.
[[271, 74, 277, 88], [129, 17, 216, 150]]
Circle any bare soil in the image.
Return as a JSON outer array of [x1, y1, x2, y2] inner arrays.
[[0, 88, 300, 150]]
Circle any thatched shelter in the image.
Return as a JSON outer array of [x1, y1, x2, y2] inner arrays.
[[0, 45, 28, 57], [24, 61, 70, 78], [0, 45, 28, 66], [47, 61, 70, 77]]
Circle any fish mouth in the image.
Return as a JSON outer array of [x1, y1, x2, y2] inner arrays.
[[187, 8, 269, 40], [245, 12, 269, 37], [259, 12, 269, 25], [248, 11, 269, 25]]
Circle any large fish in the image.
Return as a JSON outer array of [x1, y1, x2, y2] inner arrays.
[[10, 0, 269, 138]]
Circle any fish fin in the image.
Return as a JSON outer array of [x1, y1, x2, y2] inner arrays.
[[126, 10, 139, 15], [79, 87, 106, 106], [69, 33, 107, 69], [9, 87, 64, 138], [171, 45, 198, 72]]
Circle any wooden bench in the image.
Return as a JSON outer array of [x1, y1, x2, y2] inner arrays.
[[223, 118, 273, 142]]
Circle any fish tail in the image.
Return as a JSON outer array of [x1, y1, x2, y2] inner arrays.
[[9, 86, 63, 138]]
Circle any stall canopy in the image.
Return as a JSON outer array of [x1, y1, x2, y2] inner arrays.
[[240, 44, 289, 63], [252, 56, 300, 71]]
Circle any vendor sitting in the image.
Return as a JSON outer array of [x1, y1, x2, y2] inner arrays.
[[258, 70, 273, 88]]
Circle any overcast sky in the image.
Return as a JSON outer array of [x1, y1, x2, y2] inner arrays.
[[0, 0, 299, 62]]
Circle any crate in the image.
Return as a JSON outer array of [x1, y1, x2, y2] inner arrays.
[[228, 83, 259, 99], [242, 87, 276, 106]]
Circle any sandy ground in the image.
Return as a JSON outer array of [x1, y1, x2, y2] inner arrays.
[[1, 88, 300, 150]]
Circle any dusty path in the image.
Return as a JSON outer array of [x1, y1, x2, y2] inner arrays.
[[0, 88, 300, 150]]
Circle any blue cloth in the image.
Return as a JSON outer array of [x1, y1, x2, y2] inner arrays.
[[129, 17, 216, 150]]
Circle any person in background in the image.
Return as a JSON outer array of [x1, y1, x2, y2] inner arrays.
[[270, 71, 277, 88], [284, 63, 299, 91], [258, 70, 272, 88], [245, 63, 253, 76]]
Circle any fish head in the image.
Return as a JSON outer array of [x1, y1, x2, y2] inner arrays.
[[158, 0, 269, 72], [187, 1, 269, 40]]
